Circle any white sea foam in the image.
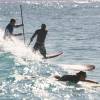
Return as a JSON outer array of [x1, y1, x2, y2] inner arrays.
[[0, 28, 41, 65]]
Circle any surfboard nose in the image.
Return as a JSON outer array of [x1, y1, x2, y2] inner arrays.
[[86, 64, 95, 70]]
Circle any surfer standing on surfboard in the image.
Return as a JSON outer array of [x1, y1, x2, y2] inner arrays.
[[54, 71, 98, 84], [3, 19, 23, 40], [28, 24, 48, 58]]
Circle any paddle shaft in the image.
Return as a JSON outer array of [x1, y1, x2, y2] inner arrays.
[[20, 5, 25, 44]]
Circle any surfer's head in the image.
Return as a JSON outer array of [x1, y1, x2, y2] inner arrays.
[[10, 18, 16, 25], [77, 71, 87, 80], [41, 24, 46, 29]]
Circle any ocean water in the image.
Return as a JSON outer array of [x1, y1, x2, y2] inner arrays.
[[0, 0, 100, 100]]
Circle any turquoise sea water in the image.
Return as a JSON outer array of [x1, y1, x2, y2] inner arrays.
[[0, 0, 100, 100]]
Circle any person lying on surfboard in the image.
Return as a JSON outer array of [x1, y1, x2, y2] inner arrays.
[[3, 18, 23, 40], [54, 71, 98, 84], [28, 24, 48, 58]]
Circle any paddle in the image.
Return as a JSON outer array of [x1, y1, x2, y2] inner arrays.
[[20, 5, 25, 44]]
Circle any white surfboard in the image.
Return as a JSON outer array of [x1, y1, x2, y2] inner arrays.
[[42, 61, 95, 71], [56, 64, 95, 71], [58, 81, 100, 89], [78, 81, 100, 88], [43, 52, 63, 59]]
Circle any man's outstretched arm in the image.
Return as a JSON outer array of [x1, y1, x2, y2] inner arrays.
[[28, 31, 37, 46], [82, 80, 98, 84], [14, 24, 23, 28]]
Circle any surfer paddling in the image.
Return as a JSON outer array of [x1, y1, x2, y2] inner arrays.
[[3, 18, 23, 40], [28, 24, 48, 58], [54, 71, 98, 84]]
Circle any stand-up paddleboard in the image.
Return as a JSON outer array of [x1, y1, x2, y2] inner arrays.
[[56, 64, 95, 71], [43, 52, 63, 59]]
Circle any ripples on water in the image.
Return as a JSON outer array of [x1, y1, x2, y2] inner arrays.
[[0, 0, 100, 100]]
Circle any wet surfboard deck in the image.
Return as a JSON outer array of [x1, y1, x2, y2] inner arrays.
[[43, 52, 63, 59]]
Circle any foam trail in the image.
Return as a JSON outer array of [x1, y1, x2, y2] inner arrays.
[[0, 28, 41, 65]]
